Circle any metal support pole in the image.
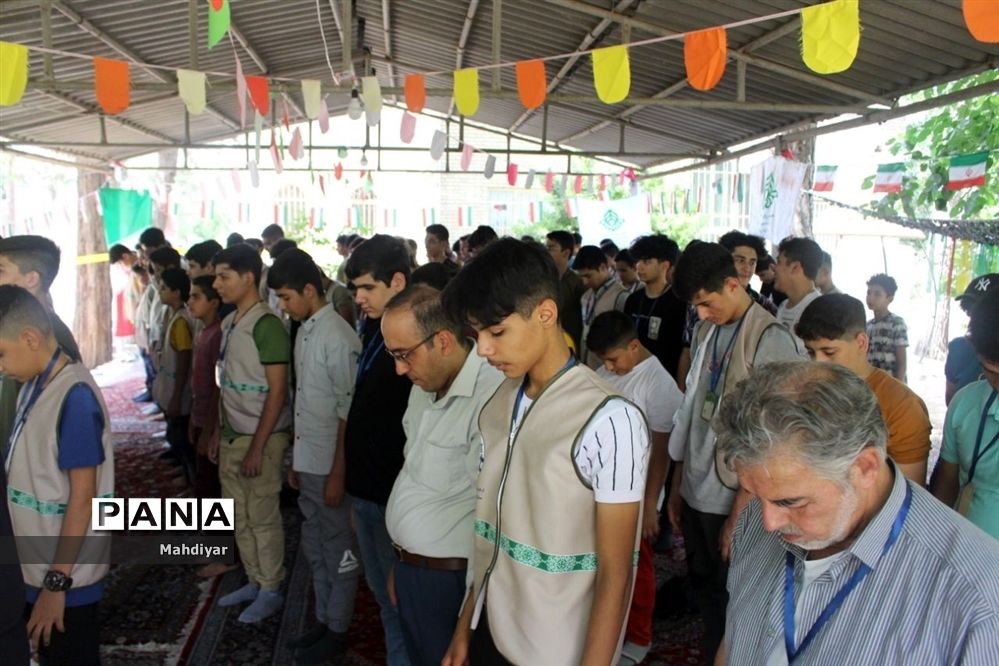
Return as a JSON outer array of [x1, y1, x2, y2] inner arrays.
[[736, 60, 746, 103], [40, 0, 54, 80], [491, 0, 502, 91], [541, 103, 549, 152]]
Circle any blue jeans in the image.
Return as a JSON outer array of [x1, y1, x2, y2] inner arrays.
[[349, 496, 411, 666]]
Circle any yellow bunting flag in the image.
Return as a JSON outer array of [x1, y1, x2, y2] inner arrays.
[[592, 45, 630, 104], [362, 76, 383, 113], [963, 0, 999, 42], [302, 80, 322, 119], [801, 0, 860, 74], [516, 60, 546, 109], [177, 69, 206, 114], [94, 58, 130, 114], [405, 74, 426, 113], [0, 42, 28, 106], [453, 68, 480, 117], [684, 28, 727, 91]]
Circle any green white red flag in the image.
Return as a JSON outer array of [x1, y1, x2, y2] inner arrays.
[[813, 165, 837, 191], [947, 151, 988, 191], [873, 162, 904, 193]]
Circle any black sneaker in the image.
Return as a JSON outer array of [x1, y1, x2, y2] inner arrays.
[[294, 630, 347, 664], [285, 625, 328, 650]]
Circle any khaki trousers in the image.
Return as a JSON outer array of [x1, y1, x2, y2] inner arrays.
[[219, 432, 289, 590]]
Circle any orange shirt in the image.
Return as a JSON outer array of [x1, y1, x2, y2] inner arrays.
[[866, 368, 931, 464]]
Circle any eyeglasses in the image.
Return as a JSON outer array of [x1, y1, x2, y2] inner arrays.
[[385, 331, 439, 364]]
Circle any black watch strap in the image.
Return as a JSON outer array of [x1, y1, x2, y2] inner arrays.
[[43, 570, 73, 592]]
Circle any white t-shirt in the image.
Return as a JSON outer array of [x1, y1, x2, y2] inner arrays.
[[776, 289, 821, 356], [512, 396, 649, 503], [597, 356, 681, 434]]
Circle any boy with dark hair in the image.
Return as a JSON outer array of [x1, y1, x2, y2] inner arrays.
[[717, 231, 775, 314], [624, 234, 688, 381], [797, 293, 929, 485], [267, 238, 298, 260], [136, 230, 170, 405], [946, 273, 999, 403], [226, 232, 245, 248], [754, 254, 786, 307], [585, 310, 681, 664], [866, 272, 908, 381], [0, 285, 113, 665], [815, 250, 840, 295], [424, 224, 459, 280], [211, 243, 292, 622], [574, 246, 628, 369], [268, 248, 362, 663], [466, 225, 498, 259], [667, 241, 798, 660], [0, 235, 81, 459], [441, 238, 649, 666], [545, 231, 587, 353], [614, 249, 641, 294], [185, 240, 224, 278], [342, 235, 413, 666], [138, 227, 166, 250], [153, 268, 195, 480], [773, 236, 823, 355], [260, 224, 285, 252], [108, 243, 133, 265]]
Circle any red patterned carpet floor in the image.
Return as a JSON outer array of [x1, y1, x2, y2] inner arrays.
[[96, 361, 702, 665]]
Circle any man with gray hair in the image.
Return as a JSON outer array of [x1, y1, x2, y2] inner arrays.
[[713, 361, 999, 665]]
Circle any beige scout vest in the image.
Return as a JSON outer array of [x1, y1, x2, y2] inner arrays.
[[152, 306, 194, 413], [681, 301, 785, 488], [581, 280, 629, 370], [218, 302, 292, 436], [7, 363, 114, 589], [472, 365, 641, 665]]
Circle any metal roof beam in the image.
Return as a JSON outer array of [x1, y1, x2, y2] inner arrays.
[[0, 145, 112, 173], [1, 93, 179, 135], [30, 89, 177, 144], [227, 20, 307, 120], [448, 0, 483, 117], [541, 0, 894, 107], [381, 0, 397, 97], [508, 0, 638, 133]]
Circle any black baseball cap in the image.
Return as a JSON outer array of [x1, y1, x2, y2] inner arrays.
[[956, 274, 999, 303]]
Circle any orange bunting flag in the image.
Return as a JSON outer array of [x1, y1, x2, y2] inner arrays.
[[94, 58, 130, 114], [246, 75, 270, 116], [405, 74, 426, 113], [963, 0, 999, 42], [684, 28, 727, 91], [0, 42, 29, 106], [516, 60, 546, 109]]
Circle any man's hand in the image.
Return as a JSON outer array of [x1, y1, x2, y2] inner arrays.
[[207, 434, 220, 465], [667, 488, 683, 535], [442, 629, 471, 666], [287, 468, 299, 490], [323, 471, 345, 507], [241, 446, 263, 477], [27, 589, 65, 651], [641, 502, 660, 541]]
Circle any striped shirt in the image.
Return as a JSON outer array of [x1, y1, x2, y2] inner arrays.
[[725, 463, 999, 665], [514, 396, 648, 503]]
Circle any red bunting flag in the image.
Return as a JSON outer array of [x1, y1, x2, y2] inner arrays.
[[246, 75, 270, 116]]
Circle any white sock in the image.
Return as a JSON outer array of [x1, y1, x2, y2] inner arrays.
[[217, 581, 259, 607]]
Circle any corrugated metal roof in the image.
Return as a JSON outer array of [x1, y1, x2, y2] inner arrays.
[[1, 0, 997, 169]]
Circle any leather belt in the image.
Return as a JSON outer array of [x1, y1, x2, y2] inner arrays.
[[392, 545, 467, 572]]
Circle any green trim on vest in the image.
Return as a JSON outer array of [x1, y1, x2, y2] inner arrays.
[[7, 487, 114, 516], [221, 378, 269, 393], [475, 519, 639, 572]]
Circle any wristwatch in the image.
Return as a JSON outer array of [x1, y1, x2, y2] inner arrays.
[[43, 570, 73, 592]]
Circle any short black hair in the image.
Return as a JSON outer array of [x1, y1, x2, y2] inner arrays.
[[268, 238, 298, 259], [386, 284, 469, 350], [442, 238, 559, 328], [718, 231, 766, 259], [191, 275, 220, 303], [244, 238, 264, 252], [226, 232, 245, 247], [108, 243, 132, 264], [0, 284, 52, 340], [261, 224, 284, 241], [630, 234, 679, 265], [426, 224, 449, 244], [615, 249, 636, 267], [345, 234, 411, 286], [139, 227, 166, 248], [159, 267, 191, 302], [336, 234, 351, 245], [572, 232, 582, 246], [0, 235, 61, 290], [795, 293, 866, 342], [348, 234, 365, 250], [213, 243, 262, 285], [148, 246, 181, 269], [267, 247, 325, 297], [585, 310, 638, 354], [756, 254, 775, 272], [467, 225, 498, 252], [573, 245, 609, 271], [411, 262, 452, 291], [867, 273, 898, 298], [185, 240, 223, 268], [672, 241, 738, 303], [600, 240, 619, 259], [970, 289, 999, 362], [821, 251, 833, 269], [546, 231, 575, 254], [777, 237, 823, 280]]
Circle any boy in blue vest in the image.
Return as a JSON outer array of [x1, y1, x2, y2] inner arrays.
[[0, 285, 113, 665], [211, 244, 292, 623]]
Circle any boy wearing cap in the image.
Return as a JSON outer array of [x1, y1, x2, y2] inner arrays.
[[946, 273, 998, 404]]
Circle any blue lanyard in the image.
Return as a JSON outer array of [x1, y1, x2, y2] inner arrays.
[[355, 329, 385, 390], [4, 349, 62, 472], [510, 355, 577, 432], [783, 483, 912, 663], [584, 280, 614, 324], [708, 308, 748, 394]]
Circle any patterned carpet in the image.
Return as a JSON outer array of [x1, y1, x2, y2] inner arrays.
[[97, 364, 703, 665]]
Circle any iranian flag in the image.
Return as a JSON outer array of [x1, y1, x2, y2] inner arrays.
[[947, 151, 988, 191], [873, 162, 904, 193], [813, 165, 837, 192]]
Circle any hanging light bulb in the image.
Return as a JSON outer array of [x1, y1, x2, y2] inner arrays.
[[347, 88, 363, 120], [360, 151, 368, 167]]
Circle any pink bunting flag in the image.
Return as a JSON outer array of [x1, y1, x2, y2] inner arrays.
[[461, 143, 474, 171], [230, 169, 241, 193], [599, 174, 606, 191], [334, 163, 343, 180], [289, 127, 304, 161], [545, 171, 554, 193], [507, 163, 518, 186], [574, 175, 583, 194], [400, 112, 416, 144], [318, 98, 330, 133], [270, 129, 283, 173], [319, 175, 326, 195], [282, 98, 291, 130]]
